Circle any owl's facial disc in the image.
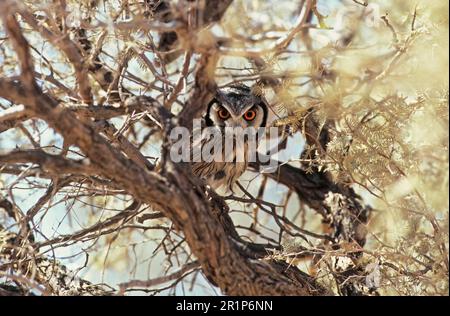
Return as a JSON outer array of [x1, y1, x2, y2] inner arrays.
[[206, 100, 265, 130], [222, 103, 257, 127], [205, 85, 268, 130]]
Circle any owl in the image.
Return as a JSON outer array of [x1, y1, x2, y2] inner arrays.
[[191, 84, 268, 191]]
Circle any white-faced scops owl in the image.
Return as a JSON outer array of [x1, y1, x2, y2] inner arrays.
[[190, 85, 268, 191]]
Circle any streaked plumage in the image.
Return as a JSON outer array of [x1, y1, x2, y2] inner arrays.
[[191, 85, 268, 190]]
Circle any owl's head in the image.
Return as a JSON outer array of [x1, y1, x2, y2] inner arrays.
[[205, 84, 268, 129]]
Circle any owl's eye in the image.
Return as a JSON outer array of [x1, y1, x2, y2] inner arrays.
[[243, 109, 257, 121], [217, 108, 230, 119]]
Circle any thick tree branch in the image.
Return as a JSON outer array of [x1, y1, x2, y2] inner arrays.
[[0, 149, 97, 176]]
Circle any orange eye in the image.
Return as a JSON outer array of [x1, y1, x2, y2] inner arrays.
[[243, 109, 257, 121], [218, 108, 230, 119]]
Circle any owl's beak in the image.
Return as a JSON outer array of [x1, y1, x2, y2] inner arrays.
[[228, 121, 247, 129]]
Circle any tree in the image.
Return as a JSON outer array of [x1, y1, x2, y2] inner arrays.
[[0, 0, 448, 296]]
